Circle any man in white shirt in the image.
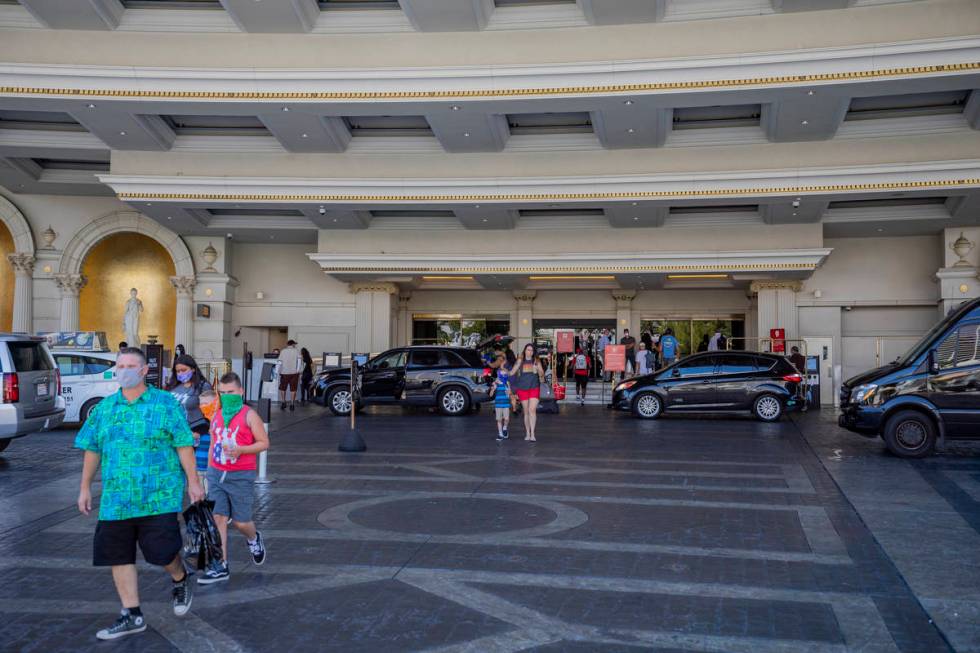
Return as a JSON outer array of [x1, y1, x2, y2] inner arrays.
[[277, 340, 302, 411], [708, 329, 724, 351]]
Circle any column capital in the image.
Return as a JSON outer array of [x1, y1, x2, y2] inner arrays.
[[350, 281, 399, 295], [750, 280, 803, 294], [397, 292, 412, 307], [511, 290, 537, 303], [53, 273, 87, 296], [611, 289, 636, 305], [169, 275, 197, 297], [7, 253, 35, 277]]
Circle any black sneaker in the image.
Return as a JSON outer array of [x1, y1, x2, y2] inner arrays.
[[96, 611, 146, 640], [172, 574, 193, 616], [496, 433, 504, 442], [502, 428, 509, 439], [248, 531, 267, 565], [280, 402, 286, 411], [197, 560, 229, 585], [290, 403, 295, 412]]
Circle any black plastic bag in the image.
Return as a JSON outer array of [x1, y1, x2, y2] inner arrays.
[[182, 500, 223, 571]]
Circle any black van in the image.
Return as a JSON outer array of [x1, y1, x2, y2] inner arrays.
[[838, 297, 980, 457]]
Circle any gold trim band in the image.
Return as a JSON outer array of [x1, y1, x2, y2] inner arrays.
[[3, 62, 978, 100], [116, 178, 980, 203]]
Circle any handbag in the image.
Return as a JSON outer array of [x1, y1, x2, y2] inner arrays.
[[539, 382, 554, 400]]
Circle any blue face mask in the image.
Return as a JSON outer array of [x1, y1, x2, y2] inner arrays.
[[176, 370, 193, 383], [116, 367, 144, 389]]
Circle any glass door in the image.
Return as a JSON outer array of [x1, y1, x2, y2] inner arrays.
[[640, 317, 745, 359]]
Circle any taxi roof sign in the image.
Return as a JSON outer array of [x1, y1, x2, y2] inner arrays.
[[40, 331, 110, 352]]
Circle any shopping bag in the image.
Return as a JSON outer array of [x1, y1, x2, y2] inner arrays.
[[553, 383, 566, 401], [182, 500, 223, 571]]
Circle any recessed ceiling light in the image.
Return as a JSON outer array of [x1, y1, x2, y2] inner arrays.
[[270, 235, 275, 239], [631, 202, 637, 206], [167, 216, 172, 220], [463, 132, 470, 137], [282, 106, 289, 112], [226, 233, 233, 238], [877, 228, 884, 232], [482, 218, 488, 222], [807, 90, 814, 96], [623, 99, 633, 105], [301, 133, 308, 138], [475, 204, 480, 208], [792, 212, 797, 216], [119, 131, 127, 136], [332, 218, 338, 223], [627, 128, 635, 133], [87, 103, 96, 109], [451, 105, 460, 111], [146, 202, 152, 206], [801, 120, 809, 126], [633, 217, 639, 221]]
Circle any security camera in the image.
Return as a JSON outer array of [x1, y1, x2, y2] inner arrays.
[[318, 206, 326, 215], [792, 200, 801, 208]]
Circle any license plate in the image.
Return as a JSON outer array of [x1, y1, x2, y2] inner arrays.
[[36, 382, 48, 397]]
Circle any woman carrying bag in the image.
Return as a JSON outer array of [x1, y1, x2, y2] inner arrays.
[[508, 343, 545, 442]]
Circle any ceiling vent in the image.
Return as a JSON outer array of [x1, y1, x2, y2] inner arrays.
[[672, 104, 762, 129], [507, 112, 593, 135], [845, 90, 970, 121], [344, 116, 433, 136]]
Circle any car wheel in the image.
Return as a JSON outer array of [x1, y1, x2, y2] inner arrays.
[[79, 398, 101, 424], [0, 438, 9, 453], [752, 393, 783, 422], [327, 387, 354, 416], [438, 387, 470, 416], [632, 392, 662, 419], [883, 410, 936, 458]]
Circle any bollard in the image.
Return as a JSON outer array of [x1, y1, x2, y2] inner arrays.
[[338, 358, 366, 452], [255, 397, 275, 484]]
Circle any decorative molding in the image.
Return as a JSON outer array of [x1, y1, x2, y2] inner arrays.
[[611, 290, 637, 303], [349, 281, 399, 295], [750, 280, 803, 293], [1, 36, 978, 101], [512, 290, 538, 302], [169, 275, 197, 296], [6, 252, 35, 276], [53, 273, 87, 296], [0, 195, 36, 254]]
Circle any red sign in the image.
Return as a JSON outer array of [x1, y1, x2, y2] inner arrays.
[[604, 344, 626, 372], [555, 330, 575, 354], [770, 328, 786, 353]]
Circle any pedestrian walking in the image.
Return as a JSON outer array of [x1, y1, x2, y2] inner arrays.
[[167, 354, 212, 439], [508, 343, 545, 442], [198, 372, 270, 585], [572, 346, 590, 405], [300, 347, 314, 406], [491, 358, 511, 442], [636, 342, 655, 376], [277, 340, 302, 411], [75, 347, 204, 641], [661, 328, 679, 367]]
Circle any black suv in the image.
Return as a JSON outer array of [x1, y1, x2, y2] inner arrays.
[[612, 351, 803, 421], [839, 296, 980, 458], [312, 346, 492, 416]]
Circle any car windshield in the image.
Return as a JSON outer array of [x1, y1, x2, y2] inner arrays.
[[893, 308, 962, 367]]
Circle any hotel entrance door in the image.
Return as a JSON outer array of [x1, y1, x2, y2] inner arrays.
[[533, 319, 617, 378]]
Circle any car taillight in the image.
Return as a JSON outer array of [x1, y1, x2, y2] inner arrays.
[[2, 373, 19, 403], [782, 373, 802, 383], [55, 369, 61, 396]]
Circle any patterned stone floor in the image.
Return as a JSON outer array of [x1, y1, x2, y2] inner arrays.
[[1, 403, 978, 652]]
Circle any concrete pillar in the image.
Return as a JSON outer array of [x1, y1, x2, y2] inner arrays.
[[612, 290, 636, 338], [351, 282, 398, 354], [170, 276, 197, 356], [397, 293, 412, 347], [192, 272, 238, 363], [751, 281, 802, 350], [53, 273, 87, 331], [512, 290, 536, 346], [937, 228, 979, 317], [7, 253, 35, 333]]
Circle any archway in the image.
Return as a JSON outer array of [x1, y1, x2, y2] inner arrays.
[[0, 220, 14, 331], [0, 195, 37, 333]]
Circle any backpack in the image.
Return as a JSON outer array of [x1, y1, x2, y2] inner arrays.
[[574, 353, 588, 370]]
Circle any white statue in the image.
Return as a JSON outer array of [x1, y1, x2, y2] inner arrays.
[[123, 288, 143, 347]]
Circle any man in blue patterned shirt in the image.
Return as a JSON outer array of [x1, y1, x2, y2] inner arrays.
[[76, 348, 204, 641]]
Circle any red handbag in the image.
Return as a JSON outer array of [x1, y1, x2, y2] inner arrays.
[[553, 383, 566, 401]]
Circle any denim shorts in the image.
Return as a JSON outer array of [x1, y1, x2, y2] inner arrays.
[[206, 468, 257, 522]]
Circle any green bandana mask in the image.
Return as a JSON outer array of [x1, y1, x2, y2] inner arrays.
[[219, 393, 244, 425]]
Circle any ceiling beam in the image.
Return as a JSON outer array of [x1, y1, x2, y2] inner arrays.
[[259, 113, 350, 153], [70, 111, 175, 151], [605, 205, 667, 228], [455, 207, 517, 230], [398, 0, 493, 31], [771, 0, 853, 11], [426, 112, 509, 153], [577, 0, 664, 25], [19, 0, 123, 30], [946, 194, 980, 223], [761, 199, 829, 224], [762, 94, 850, 142], [219, 0, 319, 33], [301, 207, 371, 229], [965, 90, 980, 131], [592, 107, 671, 149]]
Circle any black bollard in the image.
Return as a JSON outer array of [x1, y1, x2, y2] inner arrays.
[[338, 357, 366, 452]]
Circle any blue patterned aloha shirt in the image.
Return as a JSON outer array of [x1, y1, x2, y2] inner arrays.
[[75, 386, 194, 521]]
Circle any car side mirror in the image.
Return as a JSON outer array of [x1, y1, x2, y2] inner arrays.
[[671, 368, 681, 377], [928, 349, 939, 374]]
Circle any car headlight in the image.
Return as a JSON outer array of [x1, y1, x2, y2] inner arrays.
[[615, 380, 637, 392], [853, 383, 878, 405]]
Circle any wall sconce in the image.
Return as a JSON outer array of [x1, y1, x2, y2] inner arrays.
[[620, 318, 627, 325], [960, 284, 970, 294], [42, 265, 52, 274], [813, 289, 823, 299], [521, 318, 528, 325], [204, 288, 214, 297], [255, 291, 265, 300]]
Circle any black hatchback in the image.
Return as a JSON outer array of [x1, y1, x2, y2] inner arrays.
[[312, 346, 492, 417], [612, 351, 803, 421]]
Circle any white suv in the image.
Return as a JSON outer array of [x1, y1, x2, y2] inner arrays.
[[0, 334, 66, 452]]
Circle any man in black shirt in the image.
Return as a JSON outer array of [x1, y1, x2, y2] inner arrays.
[[620, 329, 636, 379], [789, 346, 806, 374]]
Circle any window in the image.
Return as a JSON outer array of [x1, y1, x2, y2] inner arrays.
[[56, 355, 87, 377], [409, 350, 443, 368], [673, 355, 718, 377], [8, 342, 54, 372], [936, 331, 958, 370], [370, 350, 406, 370], [452, 350, 484, 368], [955, 324, 980, 368], [718, 354, 756, 375], [84, 356, 114, 375]]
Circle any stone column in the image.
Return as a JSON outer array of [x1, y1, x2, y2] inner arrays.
[[397, 292, 412, 347], [351, 282, 398, 353], [53, 274, 87, 331], [512, 290, 537, 345], [751, 280, 802, 350], [937, 230, 979, 317], [611, 290, 636, 338], [7, 253, 35, 333], [170, 276, 197, 355]]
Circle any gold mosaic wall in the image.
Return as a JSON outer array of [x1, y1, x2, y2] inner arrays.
[[79, 232, 176, 349], [0, 221, 14, 332]]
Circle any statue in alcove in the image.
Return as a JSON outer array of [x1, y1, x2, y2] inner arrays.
[[123, 288, 143, 347]]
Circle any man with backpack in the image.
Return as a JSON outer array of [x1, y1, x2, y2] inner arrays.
[[660, 328, 679, 367], [572, 347, 591, 406]]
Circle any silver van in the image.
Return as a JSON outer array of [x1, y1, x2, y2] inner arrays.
[[0, 334, 66, 452]]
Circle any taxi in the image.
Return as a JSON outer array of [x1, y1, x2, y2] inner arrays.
[[51, 349, 118, 423]]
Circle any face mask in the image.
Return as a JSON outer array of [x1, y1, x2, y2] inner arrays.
[[219, 393, 244, 421], [117, 367, 144, 389], [176, 370, 193, 383]]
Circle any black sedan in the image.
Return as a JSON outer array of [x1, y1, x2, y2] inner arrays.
[[312, 346, 493, 416], [612, 351, 803, 421]]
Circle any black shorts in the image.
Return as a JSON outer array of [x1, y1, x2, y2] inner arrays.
[[575, 375, 589, 392], [93, 512, 182, 567]]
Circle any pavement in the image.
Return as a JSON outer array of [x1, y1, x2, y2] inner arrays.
[[1, 402, 979, 652]]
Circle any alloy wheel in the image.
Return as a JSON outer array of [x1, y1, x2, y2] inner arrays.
[[636, 394, 660, 418], [755, 395, 781, 421], [442, 389, 466, 414], [332, 390, 353, 413], [895, 419, 927, 450]]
